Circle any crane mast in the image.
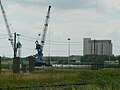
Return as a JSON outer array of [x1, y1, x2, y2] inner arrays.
[[0, 0, 13, 49], [41, 5, 51, 50], [35, 6, 51, 66]]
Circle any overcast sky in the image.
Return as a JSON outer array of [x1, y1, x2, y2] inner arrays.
[[0, 0, 120, 57]]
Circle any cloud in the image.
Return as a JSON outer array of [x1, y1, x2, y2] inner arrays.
[[4, 0, 97, 9], [51, 0, 97, 9], [5, 0, 50, 7], [1, 0, 120, 56], [95, 0, 120, 14], [96, 0, 120, 10], [4, 0, 120, 11]]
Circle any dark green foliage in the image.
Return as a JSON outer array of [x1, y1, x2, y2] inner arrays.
[[115, 55, 120, 64], [0, 69, 120, 90], [81, 55, 116, 64], [1, 64, 8, 69]]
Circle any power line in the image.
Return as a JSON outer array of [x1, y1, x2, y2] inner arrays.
[[22, 48, 82, 53], [0, 34, 8, 36], [45, 40, 82, 44], [21, 35, 36, 40], [22, 47, 35, 51], [114, 45, 120, 48], [20, 36, 83, 46], [45, 41, 83, 46], [0, 46, 11, 48], [0, 37, 9, 39], [20, 37, 35, 42], [20, 34, 82, 44]]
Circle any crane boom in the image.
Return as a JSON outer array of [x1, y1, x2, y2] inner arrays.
[[34, 6, 51, 66], [0, 0, 13, 49], [41, 6, 51, 50]]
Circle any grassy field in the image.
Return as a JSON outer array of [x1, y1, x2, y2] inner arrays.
[[0, 68, 120, 90]]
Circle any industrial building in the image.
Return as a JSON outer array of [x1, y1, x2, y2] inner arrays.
[[83, 38, 113, 56]]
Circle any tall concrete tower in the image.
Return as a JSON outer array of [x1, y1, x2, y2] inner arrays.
[[83, 38, 113, 56]]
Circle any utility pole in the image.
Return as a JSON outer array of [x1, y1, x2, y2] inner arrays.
[[93, 39, 96, 55], [93, 39, 96, 69], [13, 32, 20, 73], [14, 32, 17, 58], [16, 34, 22, 58], [68, 38, 70, 65], [108, 41, 111, 61]]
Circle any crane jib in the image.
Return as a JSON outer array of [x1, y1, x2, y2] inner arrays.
[[35, 6, 51, 66], [0, 0, 14, 49]]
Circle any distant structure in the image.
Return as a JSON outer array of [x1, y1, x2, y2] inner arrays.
[[69, 55, 81, 63], [83, 38, 113, 56]]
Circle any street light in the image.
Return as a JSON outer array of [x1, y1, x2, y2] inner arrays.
[[68, 38, 70, 65], [108, 41, 111, 61]]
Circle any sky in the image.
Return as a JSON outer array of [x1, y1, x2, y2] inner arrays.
[[0, 0, 120, 57]]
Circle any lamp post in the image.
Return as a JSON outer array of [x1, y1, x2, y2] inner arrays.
[[108, 41, 111, 61], [68, 38, 70, 65], [93, 39, 96, 69]]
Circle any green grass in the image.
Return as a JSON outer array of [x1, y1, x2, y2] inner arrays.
[[0, 68, 120, 90]]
